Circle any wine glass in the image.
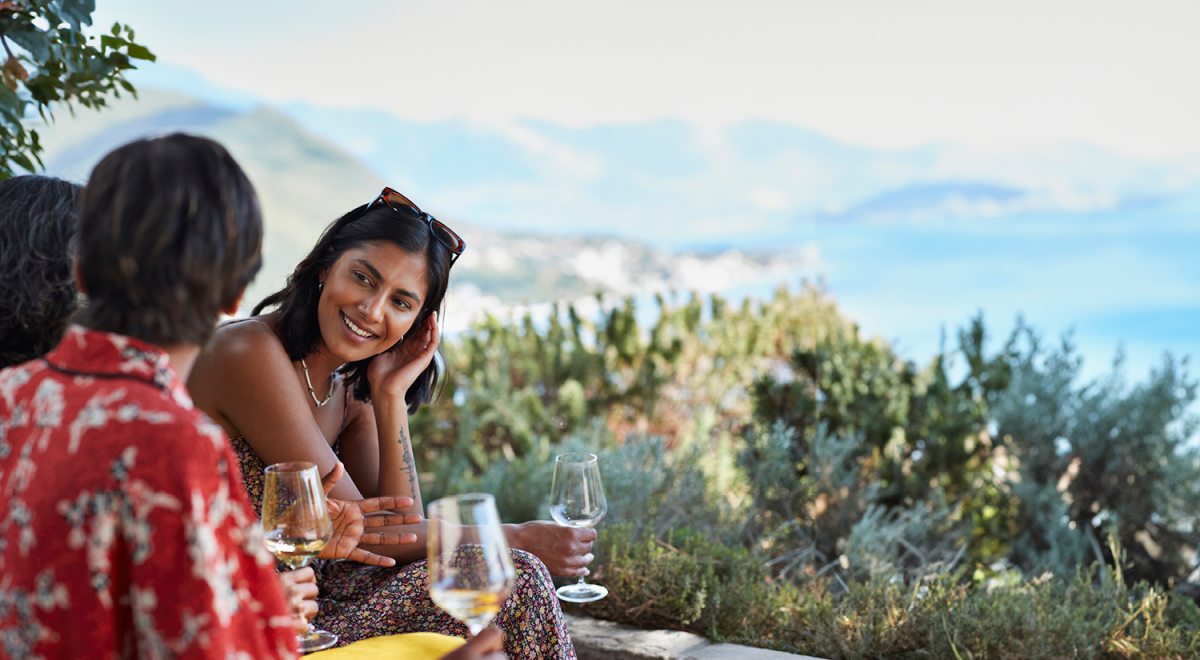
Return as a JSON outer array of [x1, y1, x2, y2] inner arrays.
[[262, 461, 338, 653], [427, 493, 516, 635], [550, 452, 608, 603]]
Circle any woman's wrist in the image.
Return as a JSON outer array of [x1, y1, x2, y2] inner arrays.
[[503, 522, 526, 551], [370, 381, 411, 409]]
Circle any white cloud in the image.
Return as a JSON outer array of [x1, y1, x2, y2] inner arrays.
[[95, 0, 1200, 159], [750, 187, 789, 211]]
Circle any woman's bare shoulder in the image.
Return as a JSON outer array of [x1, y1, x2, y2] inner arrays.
[[207, 316, 288, 360], [192, 316, 294, 393]]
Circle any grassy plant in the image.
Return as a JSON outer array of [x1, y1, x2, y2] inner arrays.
[[585, 525, 1200, 659]]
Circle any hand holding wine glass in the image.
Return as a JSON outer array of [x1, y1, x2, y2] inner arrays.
[[550, 452, 608, 603], [428, 493, 516, 636], [262, 461, 338, 652]]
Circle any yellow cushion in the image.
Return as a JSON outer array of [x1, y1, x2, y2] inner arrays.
[[307, 632, 465, 660]]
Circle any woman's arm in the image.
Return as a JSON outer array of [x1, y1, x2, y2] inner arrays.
[[335, 394, 428, 564], [323, 312, 442, 563], [190, 321, 354, 492]]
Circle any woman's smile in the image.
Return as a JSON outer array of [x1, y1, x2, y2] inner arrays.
[[341, 311, 378, 340]]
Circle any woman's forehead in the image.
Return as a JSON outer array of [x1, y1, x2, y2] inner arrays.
[[341, 242, 428, 286]]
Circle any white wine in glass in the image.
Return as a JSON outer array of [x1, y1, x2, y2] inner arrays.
[[262, 462, 338, 653], [550, 452, 608, 603], [427, 493, 516, 635]]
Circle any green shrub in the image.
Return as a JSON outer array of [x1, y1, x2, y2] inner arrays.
[[587, 527, 1200, 659], [417, 284, 1200, 657], [993, 325, 1200, 584]]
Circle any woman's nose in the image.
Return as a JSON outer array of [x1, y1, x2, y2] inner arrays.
[[360, 294, 386, 322]]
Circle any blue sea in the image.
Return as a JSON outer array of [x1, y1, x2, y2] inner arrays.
[[707, 201, 1200, 422]]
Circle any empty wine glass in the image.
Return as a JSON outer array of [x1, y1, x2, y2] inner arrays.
[[427, 493, 516, 635], [262, 461, 338, 653], [550, 452, 608, 603]]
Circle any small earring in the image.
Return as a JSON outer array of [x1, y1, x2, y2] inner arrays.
[[318, 281, 324, 292]]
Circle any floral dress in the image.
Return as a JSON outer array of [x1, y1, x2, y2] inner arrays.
[[229, 435, 576, 660]]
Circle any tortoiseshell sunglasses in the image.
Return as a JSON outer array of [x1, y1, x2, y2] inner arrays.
[[368, 187, 466, 265]]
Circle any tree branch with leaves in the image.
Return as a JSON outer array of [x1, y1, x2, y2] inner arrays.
[[0, 0, 154, 179]]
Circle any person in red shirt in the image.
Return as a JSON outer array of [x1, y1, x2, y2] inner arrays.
[[0, 135, 504, 660]]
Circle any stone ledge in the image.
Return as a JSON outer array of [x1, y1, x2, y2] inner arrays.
[[564, 614, 825, 660]]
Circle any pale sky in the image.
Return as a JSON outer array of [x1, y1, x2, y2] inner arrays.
[[91, 0, 1200, 159]]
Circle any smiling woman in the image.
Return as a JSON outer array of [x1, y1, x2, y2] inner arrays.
[[186, 188, 585, 660]]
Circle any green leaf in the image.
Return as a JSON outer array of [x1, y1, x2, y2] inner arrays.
[[5, 24, 53, 62], [0, 84, 25, 118], [11, 151, 35, 173], [111, 21, 121, 37], [125, 43, 154, 62], [59, 0, 96, 30]]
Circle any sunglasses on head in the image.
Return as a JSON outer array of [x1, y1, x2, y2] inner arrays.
[[368, 187, 466, 265]]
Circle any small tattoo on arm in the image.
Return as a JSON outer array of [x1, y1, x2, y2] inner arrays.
[[399, 428, 418, 495]]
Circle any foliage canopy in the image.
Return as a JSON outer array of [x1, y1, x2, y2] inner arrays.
[[0, 0, 153, 179]]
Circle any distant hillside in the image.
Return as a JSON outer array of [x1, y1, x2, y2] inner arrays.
[[36, 89, 383, 309], [279, 104, 1200, 249], [34, 90, 809, 329]]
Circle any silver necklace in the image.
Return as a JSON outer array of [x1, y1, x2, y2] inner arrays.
[[301, 358, 334, 408]]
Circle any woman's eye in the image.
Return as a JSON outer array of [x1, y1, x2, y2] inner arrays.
[[393, 298, 410, 309], [354, 271, 370, 284]]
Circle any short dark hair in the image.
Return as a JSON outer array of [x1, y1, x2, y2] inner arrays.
[[0, 175, 83, 368], [253, 202, 454, 412], [74, 134, 263, 346]]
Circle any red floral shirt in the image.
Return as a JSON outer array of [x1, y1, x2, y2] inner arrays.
[[0, 326, 299, 659]]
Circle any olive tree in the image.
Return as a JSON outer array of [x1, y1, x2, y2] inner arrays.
[[0, 0, 153, 179]]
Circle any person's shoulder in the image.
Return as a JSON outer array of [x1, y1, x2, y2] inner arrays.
[[208, 315, 287, 360], [189, 314, 298, 418], [0, 357, 46, 389]]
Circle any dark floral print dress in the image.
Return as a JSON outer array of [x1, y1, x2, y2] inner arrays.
[[229, 435, 576, 660]]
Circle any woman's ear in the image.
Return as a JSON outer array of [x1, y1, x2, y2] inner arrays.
[[73, 259, 87, 294], [221, 287, 246, 316]]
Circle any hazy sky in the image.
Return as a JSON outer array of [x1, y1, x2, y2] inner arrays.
[[92, 1, 1199, 158]]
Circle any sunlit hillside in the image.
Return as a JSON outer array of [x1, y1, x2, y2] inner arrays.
[[34, 90, 808, 330]]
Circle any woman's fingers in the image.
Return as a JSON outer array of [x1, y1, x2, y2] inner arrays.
[[554, 553, 596, 577], [289, 566, 317, 584], [291, 579, 319, 601], [356, 496, 416, 514], [360, 531, 419, 545], [278, 567, 320, 631], [345, 547, 398, 567], [297, 598, 318, 624], [360, 512, 422, 527], [320, 461, 345, 495]]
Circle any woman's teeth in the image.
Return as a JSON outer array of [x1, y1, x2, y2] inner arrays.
[[344, 314, 373, 338]]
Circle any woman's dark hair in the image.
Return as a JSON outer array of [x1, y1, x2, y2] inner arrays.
[[253, 202, 454, 413], [0, 175, 83, 369], [74, 134, 263, 346]]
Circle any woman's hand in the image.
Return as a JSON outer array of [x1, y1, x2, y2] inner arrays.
[[443, 627, 506, 660], [320, 462, 424, 566], [277, 567, 318, 635], [505, 521, 598, 577], [367, 311, 440, 399]]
